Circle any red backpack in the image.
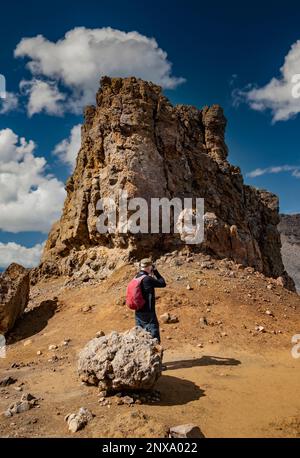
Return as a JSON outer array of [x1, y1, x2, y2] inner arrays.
[[126, 275, 146, 310]]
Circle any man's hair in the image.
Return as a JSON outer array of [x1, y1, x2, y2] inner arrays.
[[140, 258, 152, 268]]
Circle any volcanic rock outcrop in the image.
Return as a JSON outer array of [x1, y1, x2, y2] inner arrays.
[[78, 327, 163, 392], [0, 263, 30, 334], [278, 214, 300, 292], [40, 76, 294, 289]]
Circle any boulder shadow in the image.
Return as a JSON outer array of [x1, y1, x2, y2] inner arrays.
[[6, 299, 57, 344], [164, 355, 241, 370], [153, 374, 205, 406]]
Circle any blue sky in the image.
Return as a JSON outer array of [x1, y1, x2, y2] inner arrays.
[[0, 0, 300, 269]]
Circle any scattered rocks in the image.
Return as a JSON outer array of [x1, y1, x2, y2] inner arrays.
[[4, 393, 38, 416], [200, 261, 214, 269], [78, 327, 163, 392], [114, 390, 161, 406], [65, 407, 94, 433]]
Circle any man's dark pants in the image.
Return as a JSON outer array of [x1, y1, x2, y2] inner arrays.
[[135, 311, 160, 343]]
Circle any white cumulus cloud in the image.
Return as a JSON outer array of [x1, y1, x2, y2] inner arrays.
[[0, 242, 44, 269], [53, 124, 81, 169], [14, 26, 185, 116], [0, 128, 66, 232], [20, 79, 66, 116], [234, 40, 300, 122], [0, 92, 19, 114]]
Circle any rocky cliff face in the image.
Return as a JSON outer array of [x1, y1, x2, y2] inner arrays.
[[0, 263, 30, 334], [278, 214, 300, 292], [39, 76, 294, 289]]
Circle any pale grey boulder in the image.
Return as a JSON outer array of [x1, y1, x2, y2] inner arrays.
[[78, 327, 163, 392]]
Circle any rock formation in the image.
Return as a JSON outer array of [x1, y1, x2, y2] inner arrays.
[[78, 327, 163, 392], [40, 76, 294, 289], [0, 263, 30, 334], [278, 214, 300, 292]]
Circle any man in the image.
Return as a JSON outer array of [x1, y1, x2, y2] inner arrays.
[[135, 258, 166, 343]]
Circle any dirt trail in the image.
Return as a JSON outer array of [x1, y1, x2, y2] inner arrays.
[[1, 256, 300, 437]]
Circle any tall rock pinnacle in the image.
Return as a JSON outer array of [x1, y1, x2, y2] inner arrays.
[[39, 76, 294, 289]]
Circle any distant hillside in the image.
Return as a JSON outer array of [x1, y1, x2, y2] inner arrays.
[[278, 214, 300, 292]]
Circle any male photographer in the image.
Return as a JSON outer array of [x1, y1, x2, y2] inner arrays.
[[134, 258, 166, 343]]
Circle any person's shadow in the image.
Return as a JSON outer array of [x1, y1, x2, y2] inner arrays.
[[164, 355, 241, 370], [6, 299, 57, 344], [151, 374, 205, 407]]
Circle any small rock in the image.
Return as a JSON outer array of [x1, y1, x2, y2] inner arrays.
[[169, 424, 203, 438], [255, 325, 265, 333], [66, 407, 94, 433], [0, 376, 17, 387], [14, 401, 31, 413], [48, 344, 58, 351], [98, 390, 107, 398], [23, 339, 32, 347], [96, 331, 105, 338], [160, 313, 170, 324], [61, 339, 71, 346], [265, 310, 274, 317], [122, 396, 135, 405], [37, 351, 42, 356], [21, 393, 36, 402], [199, 317, 208, 326], [186, 284, 193, 290], [169, 314, 179, 324], [81, 305, 92, 313]]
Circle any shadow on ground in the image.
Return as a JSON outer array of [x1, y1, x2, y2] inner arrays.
[[6, 299, 57, 344], [164, 355, 241, 370], [155, 374, 205, 406]]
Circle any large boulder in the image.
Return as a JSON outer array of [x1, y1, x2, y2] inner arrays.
[[0, 263, 30, 335], [78, 327, 163, 392]]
